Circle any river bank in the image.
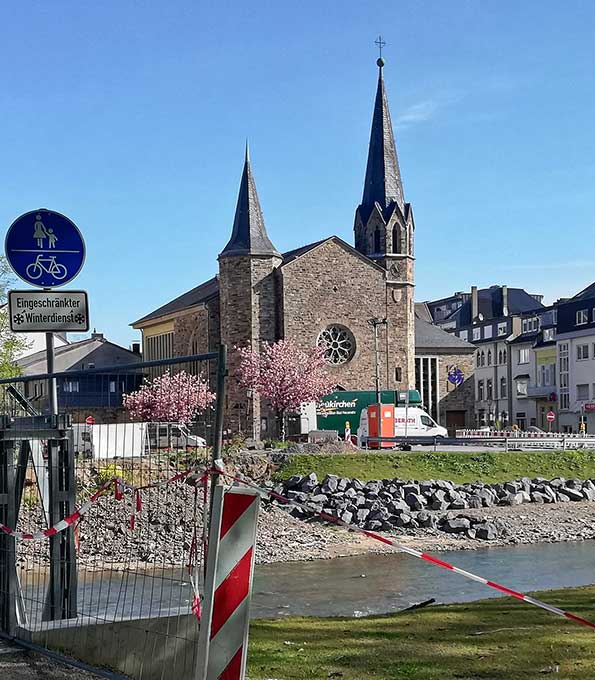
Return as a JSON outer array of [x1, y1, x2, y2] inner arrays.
[[248, 584, 595, 680], [15, 450, 595, 568]]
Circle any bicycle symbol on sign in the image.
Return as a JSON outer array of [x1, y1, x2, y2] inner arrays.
[[26, 255, 68, 281]]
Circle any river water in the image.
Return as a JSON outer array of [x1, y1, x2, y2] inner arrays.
[[21, 541, 595, 624], [252, 540, 595, 618]]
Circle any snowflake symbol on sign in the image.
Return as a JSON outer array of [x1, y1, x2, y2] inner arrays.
[[75, 313, 85, 324], [13, 314, 24, 325]]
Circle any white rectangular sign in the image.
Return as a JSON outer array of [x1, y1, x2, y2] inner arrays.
[[9, 289, 89, 332]]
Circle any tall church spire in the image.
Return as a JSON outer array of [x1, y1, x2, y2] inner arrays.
[[361, 57, 405, 215], [220, 145, 280, 258]]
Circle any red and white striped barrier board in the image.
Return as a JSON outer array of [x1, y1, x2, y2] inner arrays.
[[197, 485, 260, 680]]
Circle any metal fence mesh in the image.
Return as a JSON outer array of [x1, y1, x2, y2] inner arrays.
[[0, 353, 219, 680]]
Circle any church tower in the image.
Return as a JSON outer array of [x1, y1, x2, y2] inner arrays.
[[354, 57, 415, 389], [219, 145, 282, 437]]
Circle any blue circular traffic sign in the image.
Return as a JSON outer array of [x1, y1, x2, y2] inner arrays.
[[5, 209, 85, 288]]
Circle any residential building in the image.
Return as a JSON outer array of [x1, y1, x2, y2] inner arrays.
[[424, 285, 545, 426], [555, 283, 595, 433], [17, 332, 143, 422]]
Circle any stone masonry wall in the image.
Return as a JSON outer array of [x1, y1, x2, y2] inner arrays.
[[279, 239, 412, 391], [219, 254, 281, 439], [437, 352, 476, 427]]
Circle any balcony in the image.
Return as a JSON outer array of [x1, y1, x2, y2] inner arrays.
[[526, 384, 556, 400]]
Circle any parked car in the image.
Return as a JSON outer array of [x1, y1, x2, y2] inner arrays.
[[148, 423, 206, 450]]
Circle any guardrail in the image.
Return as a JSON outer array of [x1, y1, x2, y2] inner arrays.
[[360, 435, 595, 451]]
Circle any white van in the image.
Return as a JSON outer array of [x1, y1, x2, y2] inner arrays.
[[357, 406, 447, 446]]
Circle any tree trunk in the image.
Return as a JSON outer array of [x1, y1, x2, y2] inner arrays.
[[279, 410, 286, 441]]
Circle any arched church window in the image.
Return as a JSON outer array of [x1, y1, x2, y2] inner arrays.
[[487, 350, 492, 366], [392, 226, 402, 254], [374, 228, 382, 254], [317, 325, 356, 365]]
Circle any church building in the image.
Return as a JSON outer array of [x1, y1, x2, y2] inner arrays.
[[132, 58, 475, 438]]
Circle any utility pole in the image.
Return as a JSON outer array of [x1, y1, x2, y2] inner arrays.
[[368, 318, 388, 403]]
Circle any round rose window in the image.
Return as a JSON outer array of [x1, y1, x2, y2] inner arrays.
[[317, 325, 356, 365]]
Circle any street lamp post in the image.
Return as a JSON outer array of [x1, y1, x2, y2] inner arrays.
[[368, 318, 388, 403]]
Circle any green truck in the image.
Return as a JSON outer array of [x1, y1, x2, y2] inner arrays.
[[311, 389, 422, 434]]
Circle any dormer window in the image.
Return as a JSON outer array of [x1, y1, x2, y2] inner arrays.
[[577, 309, 589, 325]]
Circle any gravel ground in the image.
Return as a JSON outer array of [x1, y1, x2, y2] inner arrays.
[[0, 642, 101, 679]]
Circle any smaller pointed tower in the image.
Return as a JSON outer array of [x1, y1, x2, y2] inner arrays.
[[219, 146, 281, 438]]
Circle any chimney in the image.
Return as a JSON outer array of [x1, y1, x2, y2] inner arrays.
[[131, 342, 141, 355], [471, 286, 478, 322], [502, 285, 509, 317]]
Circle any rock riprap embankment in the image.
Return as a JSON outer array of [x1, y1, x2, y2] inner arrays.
[[276, 473, 595, 541]]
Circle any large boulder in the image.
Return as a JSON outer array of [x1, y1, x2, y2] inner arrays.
[[467, 495, 483, 509], [321, 474, 339, 494], [442, 518, 471, 534], [475, 522, 499, 540], [405, 493, 427, 511], [561, 487, 584, 502], [417, 511, 438, 529], [299, 473, 318, 493], [430, 490, 449, 511], [284, 475, 302, 490]]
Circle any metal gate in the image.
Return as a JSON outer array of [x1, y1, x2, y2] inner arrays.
[[0, 347, 228, 679]]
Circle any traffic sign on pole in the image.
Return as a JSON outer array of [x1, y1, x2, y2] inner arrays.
[[546, 411, 556, 423], [5, 209, 85, 288]]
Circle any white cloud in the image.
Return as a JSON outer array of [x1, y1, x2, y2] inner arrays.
[[394, 100, 439, 128]]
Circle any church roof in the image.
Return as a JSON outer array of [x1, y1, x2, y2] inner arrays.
[[360, 58, 405, 219], [279, 236, 385, 272], [132, 235, 387, 327], [219, 145, 280, 258], [131, 276, 219, 326], [415, 318, 475, 355]]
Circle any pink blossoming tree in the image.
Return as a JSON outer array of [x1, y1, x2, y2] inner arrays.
[[123, 370, 215, 424], [236, 340, 335, 440]]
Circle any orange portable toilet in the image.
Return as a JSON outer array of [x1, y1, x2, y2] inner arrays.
[[367, 403, 395, 449]]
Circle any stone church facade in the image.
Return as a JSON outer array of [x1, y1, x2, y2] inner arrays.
[[132, 58, 475, 438]]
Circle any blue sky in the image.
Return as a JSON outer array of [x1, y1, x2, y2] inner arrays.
[[1, 1, 594, 346]]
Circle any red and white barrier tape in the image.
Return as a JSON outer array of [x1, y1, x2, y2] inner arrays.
[[218, 469, 595, 632], [0, 468, 197, 540]]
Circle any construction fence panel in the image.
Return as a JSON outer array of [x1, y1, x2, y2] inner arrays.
[[0, 352, 221, 680]]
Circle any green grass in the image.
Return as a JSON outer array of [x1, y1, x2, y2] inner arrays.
[[276, 450, 595, 484], [248, 585, 595, 679]]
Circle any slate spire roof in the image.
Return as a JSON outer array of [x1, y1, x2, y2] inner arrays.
[[361, 58, 405, 216], [220, 143, 280, 258]]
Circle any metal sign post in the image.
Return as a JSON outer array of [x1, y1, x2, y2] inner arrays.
[[5, 208, 87, 622]]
